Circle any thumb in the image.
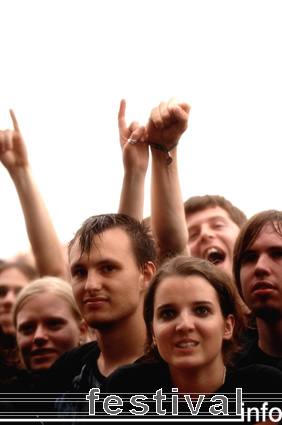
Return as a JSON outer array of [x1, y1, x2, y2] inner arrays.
[[174, 103, 191, 132], [177, 102, 191, 117]]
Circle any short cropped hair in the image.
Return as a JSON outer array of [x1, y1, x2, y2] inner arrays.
[[13, 276, 83, 328], [68, 213, 156, 268], [143, 255, 247, 367], [0, 261, 38, 281], [184, 195, 247, 229], [233, 209, 282, 300]]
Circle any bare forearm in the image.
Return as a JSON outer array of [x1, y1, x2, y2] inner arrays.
[[150, 148, 189, 263], [118, 169, 147, 222], [9, 165, 69, 280]]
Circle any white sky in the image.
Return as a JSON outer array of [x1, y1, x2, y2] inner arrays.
[[1, 0, 282, 259]]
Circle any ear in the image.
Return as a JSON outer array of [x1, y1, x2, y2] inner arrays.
[[150, 322, 157, 346], [78, 319, 90, 344], [223, 314, 235, 341], [140, 261, 156, 291]]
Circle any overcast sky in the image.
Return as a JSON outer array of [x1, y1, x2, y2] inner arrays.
[[1, 0, 282, 259]]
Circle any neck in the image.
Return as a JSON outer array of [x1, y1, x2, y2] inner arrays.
[[257, 317, 282, 357], [169, 361, 226, 397], [95, 314, 147, 377]]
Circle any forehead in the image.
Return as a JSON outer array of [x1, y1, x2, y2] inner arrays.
[[17, 292, 70, 319], [0, 268, 30, 287], [248, 222, 282, 249], [155, 274, 219, 305], [186, 206, 236, 229], [69, 227, 135, 264]]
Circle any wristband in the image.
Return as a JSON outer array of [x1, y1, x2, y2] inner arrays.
[[148, 141, 179, 165]]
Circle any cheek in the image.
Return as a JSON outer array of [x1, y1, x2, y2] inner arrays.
[[153, 322, 173, 346], [188, 243, 201, 258], [240, 268, 251, 296], [54, 327, 80, 351], [17, 336, 33, 358]]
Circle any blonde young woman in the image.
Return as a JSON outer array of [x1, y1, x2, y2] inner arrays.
[[13, 276, 89, 372]]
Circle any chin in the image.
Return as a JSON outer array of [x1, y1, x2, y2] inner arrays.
[[31, 363, 52, 372]]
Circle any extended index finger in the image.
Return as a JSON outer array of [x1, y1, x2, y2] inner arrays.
[[9, 109, 20, 131], [118, 99, 127, 130]]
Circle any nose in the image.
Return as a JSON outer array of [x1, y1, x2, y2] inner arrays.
[[254, 254, 271, 277], [175, 312, 195, 333], [3, 290, 17, 306], [33, 324, 48, 345], [84, 270, 103, 293], [199, 224, 215, 242]]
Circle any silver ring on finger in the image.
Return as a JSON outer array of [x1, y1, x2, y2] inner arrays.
[[128, 138, 137, 145]]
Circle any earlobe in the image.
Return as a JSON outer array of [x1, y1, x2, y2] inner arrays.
[[223, 314, 235, 340]]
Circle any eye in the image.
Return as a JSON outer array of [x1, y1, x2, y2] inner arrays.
[[159, 309, 176, 320], [18, 323, 35, 335], [195, 306, 210, 316], [214, 224, 224, 229], [102, 265, 116, 273], [47, 319, 65, 329], [72, 268, 87, 278], [271, 250, 282, 259], [0, 286, 8, 297], [242, 253, 258, 264], [189, 231, 199, 241]]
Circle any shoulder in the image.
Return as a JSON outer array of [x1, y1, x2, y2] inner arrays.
[[101, 362, 170, 394], [42, 341, 100, 392], [52, 341, 100, 369], [226, 364, 282, 392]]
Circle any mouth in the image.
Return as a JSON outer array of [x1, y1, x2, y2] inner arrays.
[[175, 341, 198, 348], [84, 296, 107, 307], [204, 247, 226, 265], [31, 348, 56, 357], [253, 282, 275, 293]]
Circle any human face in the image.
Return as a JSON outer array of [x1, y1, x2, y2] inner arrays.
[[16, 293, 83, 371], [0, 268, 29, 334], [70, 228, 150, 329], [152, 275, 234, 376], [240, 223, 282, 319], [186, 207, 240, 275]]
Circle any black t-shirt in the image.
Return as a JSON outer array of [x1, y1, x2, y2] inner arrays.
[[234, 331, 282, 371], [98, 362, 282, 424], [43, 340, 101, 393]]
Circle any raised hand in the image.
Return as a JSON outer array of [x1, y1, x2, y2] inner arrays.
[[146, 97, 191, 151], [0, 110, 29, 171], [117, 99, 149, 221], [118, 99, 149, 173]]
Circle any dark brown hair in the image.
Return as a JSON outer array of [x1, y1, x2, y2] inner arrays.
[[69, 213, 156, 268], [184, 195, 247, 229], [143, 255, 247, 367], [233, 209, 282, 300]]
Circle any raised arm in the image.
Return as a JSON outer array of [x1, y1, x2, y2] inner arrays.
[[0, 110, 69, 280], [146, 98, 191, 263], [117, 99, 149, 222]]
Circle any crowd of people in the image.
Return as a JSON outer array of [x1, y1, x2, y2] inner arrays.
[[1, 99, 282, 424]]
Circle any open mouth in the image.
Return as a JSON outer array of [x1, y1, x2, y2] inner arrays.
[[176, 342, 198, 348], [205, 248, 225, 265]]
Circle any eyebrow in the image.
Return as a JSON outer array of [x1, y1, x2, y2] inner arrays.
[[156, 301, 214, 310], [188, 216, 228, 229], [70, 258, 120, 270], [244, 245, 282, 254]]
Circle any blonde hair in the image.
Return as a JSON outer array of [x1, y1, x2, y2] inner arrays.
[[13, 276, 83, 328]]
